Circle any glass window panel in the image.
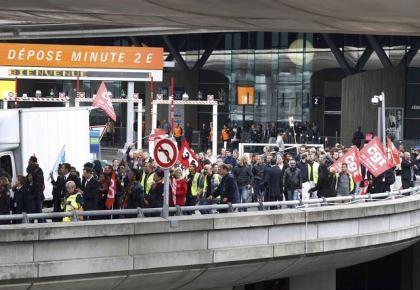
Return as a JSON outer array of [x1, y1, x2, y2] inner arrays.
[[408, 51, 420, 68], [364, 53, 383, 70]]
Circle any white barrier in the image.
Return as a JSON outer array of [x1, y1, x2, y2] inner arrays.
[[238, 143, 324, 156]]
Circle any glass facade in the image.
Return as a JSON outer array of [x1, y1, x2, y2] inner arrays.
[[201, 32, 339, 128], [8, 32, 420, 140]]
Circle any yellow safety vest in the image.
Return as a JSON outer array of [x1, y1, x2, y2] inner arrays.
[[308, 162, 320, 184], [141, 173, 155, 195], [335, 173, 355, 193], [190, 173, 200, 196], [62, 193, 83, 222]]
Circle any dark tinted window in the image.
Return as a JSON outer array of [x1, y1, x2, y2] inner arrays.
[[0, 155, 12, 178]]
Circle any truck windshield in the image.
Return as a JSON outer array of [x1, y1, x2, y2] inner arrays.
[[0, 155, 13, 178]]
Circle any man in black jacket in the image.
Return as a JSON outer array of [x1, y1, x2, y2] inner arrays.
[[26, 156, 44, 216], [283, 159, 302, 206], [80, 164, 100, 214], [185, 122, 194, 146], [297, 153, 309, 182], [352, 126, 364, 149], [214, 164, 239, 209]]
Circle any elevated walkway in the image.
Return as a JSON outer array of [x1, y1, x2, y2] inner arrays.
[[1, 194, 420, 290]]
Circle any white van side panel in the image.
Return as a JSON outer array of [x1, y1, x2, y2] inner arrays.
[[19, 107, 90, 199]]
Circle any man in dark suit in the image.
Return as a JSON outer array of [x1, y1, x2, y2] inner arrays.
[[80, 163, 99, 214], [59, 163, 81, 199], [401, 152, 417, 190], [264, 158, 284, 203]]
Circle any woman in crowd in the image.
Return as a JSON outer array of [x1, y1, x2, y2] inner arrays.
[[122, 169, 144, 217], [0, 176, 11, 224], [97, 173, 110, 211], [12, 175, 33, 220], [170, 168, 187, 207]]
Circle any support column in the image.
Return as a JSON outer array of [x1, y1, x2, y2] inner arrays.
[[137, 100, 142, 150], [289, 270, 336, 290], [126, 81, 135, 146], [152, 102, 158, 131], [150, 101, 158, 154], [212, 103, 218, 156]]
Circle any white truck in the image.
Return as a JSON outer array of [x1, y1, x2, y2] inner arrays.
[[0, 107, 91, 201]]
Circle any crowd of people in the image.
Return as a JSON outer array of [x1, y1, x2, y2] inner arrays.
[[156, 120, 321, 153], [1, 130, 419, 224]]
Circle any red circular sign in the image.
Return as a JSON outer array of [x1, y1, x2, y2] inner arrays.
[[153, 138, 178, 169]]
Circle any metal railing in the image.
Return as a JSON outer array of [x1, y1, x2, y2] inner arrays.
[[0, 186, 419, 224]]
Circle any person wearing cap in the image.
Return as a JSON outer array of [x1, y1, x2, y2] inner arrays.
[[80, 163, 99, 214]]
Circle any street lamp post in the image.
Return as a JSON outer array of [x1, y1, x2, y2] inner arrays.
[[371, 92, 386, 149]]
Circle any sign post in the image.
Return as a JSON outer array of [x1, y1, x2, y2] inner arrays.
[[153, 138, 178, 218]]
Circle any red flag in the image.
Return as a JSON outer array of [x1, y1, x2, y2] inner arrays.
[[105, 171, 117, 209], [178, 139, 201, 169], [332, 146, 363, 183], [359, 137, 393, 177], [148, 128, 167, 141], [93, 81, 116, 121], [387, 138, 401, 166]]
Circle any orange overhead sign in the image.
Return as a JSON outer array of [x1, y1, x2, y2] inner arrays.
[[0, 43, 164, 70]]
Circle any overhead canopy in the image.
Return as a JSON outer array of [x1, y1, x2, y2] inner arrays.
[[0, 0, 420, 39]]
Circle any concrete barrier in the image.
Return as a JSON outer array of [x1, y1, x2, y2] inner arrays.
[[0, 195, 420, 289]]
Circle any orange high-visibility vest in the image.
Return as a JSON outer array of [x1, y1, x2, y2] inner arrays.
[[221, 129, 230, 141]]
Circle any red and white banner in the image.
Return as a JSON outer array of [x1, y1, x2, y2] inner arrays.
[[332, 146, 363, 183], [105, 170, 117, 209], [178, 139, 201, 169], [387, 137, 401, 166], [93, 81, 116, 121], [359, 137, 393, 177], [148, 128, 167, 141]]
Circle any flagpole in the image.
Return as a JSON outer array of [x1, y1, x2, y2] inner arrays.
[[170, 77, 175, 134], [150, 75, 154, 135]]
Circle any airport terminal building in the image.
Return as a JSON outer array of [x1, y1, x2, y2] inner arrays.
[[7, 32, 420, 144]]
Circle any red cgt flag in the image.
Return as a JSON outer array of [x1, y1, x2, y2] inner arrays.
[[332, 146, 363, 183], [93, 81, 116, 122], [387, 137, 401, 166], [359, 137, 394, 177], [178, 139, 201, 169], [105, 170, 117, 209]]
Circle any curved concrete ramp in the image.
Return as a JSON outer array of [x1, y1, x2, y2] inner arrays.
[[1, 195, 420, 290]]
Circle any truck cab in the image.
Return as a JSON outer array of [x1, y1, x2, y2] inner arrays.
[[0, 151, 15, 181]]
